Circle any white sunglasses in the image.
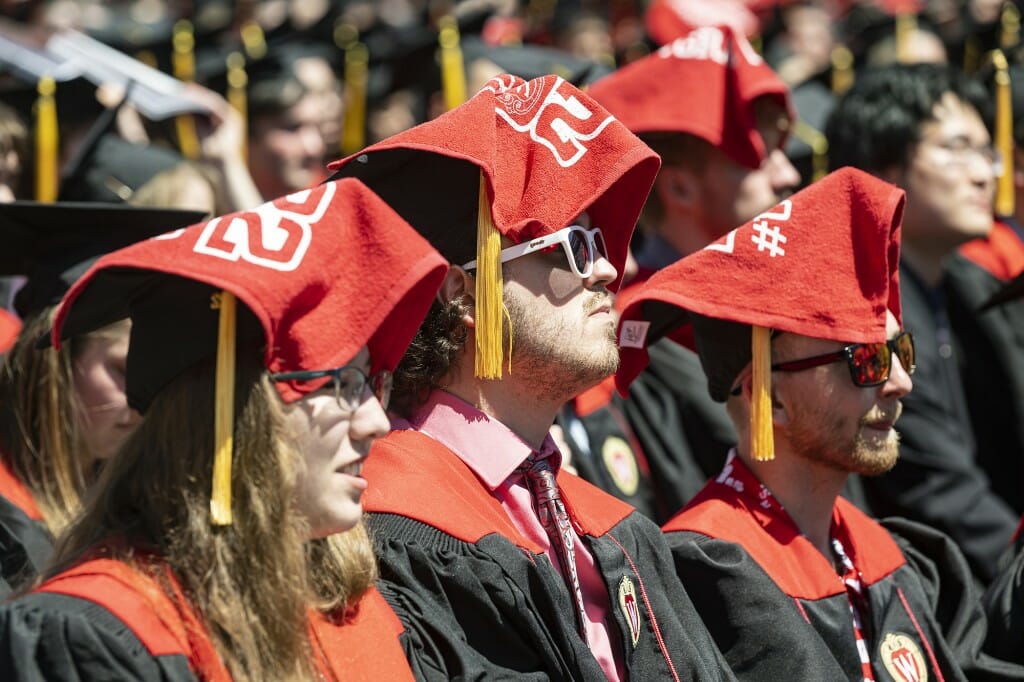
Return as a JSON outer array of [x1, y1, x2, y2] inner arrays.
[[461, 225, 609, 279]]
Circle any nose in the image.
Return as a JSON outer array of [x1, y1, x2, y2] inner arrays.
[[301, 124, 326, 158], [349, 394, 391, 444], [880, 355, 913, 399], [767, 149, 801, 195], [967, 148, 998, 188], [586, 254, 618, 289]]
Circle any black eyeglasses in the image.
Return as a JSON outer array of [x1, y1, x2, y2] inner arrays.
[[771, 331, 916, 388], [271, 366, 393, 411]]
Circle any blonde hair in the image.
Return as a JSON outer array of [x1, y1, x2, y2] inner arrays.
[[0, 310, 126, 533], [46, 351, 375, 680]]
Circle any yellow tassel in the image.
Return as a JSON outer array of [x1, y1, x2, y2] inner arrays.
[[830, 45, 854, 95], [895, 13, 917, 64], [474, 174, 504, 379], [225, 51, 248, 163], [337, 22, 368, 156], [438, 16, 467, 110], [172, 20, 200, 160], [994, 50, 1015, 217], [240, 21, 268, 60], [210, 291, 236, 526], [750, 326, 775, 462], [791, 120, 829, 182], [34, 76, 58, 203], [1001, 3, 1021, 49]]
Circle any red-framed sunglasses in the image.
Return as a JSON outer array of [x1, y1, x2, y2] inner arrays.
[[771, 331, 916, 387]]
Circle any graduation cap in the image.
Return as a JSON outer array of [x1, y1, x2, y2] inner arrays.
[[616, 167, 905, 461], [0, 201, 207, 319], [52, 177, 448, 525], [328, 73, 660, 380], [58, 134, 185, 203], [589, 24, 793, 170]]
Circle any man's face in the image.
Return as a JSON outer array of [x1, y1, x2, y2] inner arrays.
[[500, 215, 620, 400], [248, 94, 327, 199], [773, 312, 913, 476], [695, 98, 801, 241], [897, 92, 996, 251]]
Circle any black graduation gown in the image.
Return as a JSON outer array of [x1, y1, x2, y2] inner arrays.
[[944, 249, 1024, 517], [621, 338, 737, 517], [982, 524, 1024, 665], [665, 462, 1024, 681], [0, 555, 416, 681], [0, 558, 206, 681], [363, 427, 737, 681], [859, 263, 1018, 583], [0, 456, 53, 598], [557, 378, 665, 521]]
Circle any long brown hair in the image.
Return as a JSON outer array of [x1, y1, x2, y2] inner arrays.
[[46, 351, 375, 681], [0, 308, 118, 533]]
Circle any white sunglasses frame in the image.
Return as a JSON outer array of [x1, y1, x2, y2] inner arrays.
[[461, 225, 608, 278]]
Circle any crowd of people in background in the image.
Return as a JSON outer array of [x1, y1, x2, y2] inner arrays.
[[1, 0, 1024, 679]]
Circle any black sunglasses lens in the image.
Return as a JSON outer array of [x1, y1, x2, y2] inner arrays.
[[567, 230, 590, 273], [593, 229, 608, 259], [849, 342, 890, 386]]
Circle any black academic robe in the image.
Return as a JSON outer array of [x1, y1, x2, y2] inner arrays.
[[621, 338, 737, 517], [982, 523, 1024, 665], [558, 377, 666, 521], [364, 427, 737, 681], [0, 555, 415, 681], [0, 456, 52, 598], [665, 462, 1023, 681], [859, 263, 1018, 583]]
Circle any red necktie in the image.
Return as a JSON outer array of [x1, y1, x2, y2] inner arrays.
[[518, 454, 589, 643]]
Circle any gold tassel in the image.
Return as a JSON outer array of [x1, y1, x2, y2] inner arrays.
[[438, 15, 467, 110], [34, 76, 58, 203], [830, 45, 854, 95], [337, 22, 368, 156], [895, 13, 917, 64], [791, 120, 829, 182], [750, 326, 775, 462], [240, 20, 267, 60], [173, 19, 200, 160], [994, 50, 1015, 217], [225, 51, 248, 163], [210, 291, 237, 525], [474, 174, 505, 379], [1001, 3, 1021, 49]]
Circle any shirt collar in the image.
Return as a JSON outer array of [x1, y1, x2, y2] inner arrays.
[[408, 389, 561, 491]]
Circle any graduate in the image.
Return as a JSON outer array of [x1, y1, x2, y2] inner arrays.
[[329, 73, 735, 680], [0, 178, 447, 680], [588, 23, 801, 519], [617, 167, 1022, 680], [0, 201, 205, 596]]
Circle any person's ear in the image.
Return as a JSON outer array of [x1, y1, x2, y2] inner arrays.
[[439, 266, 476, 328], [654, 164, 702, 214], [769, 380, 791, 428]]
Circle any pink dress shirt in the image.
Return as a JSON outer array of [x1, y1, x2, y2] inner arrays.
[[398, 389, 625, 681]]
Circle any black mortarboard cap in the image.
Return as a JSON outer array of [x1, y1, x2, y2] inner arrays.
[[59, 134, 184, 203], [460, 37, 612, 88], [0, 201, 206, 318]]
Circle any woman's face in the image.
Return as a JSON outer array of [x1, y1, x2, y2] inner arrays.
[[72, 321, 141, 463], [283, 346, 390, 539]]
